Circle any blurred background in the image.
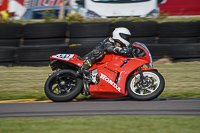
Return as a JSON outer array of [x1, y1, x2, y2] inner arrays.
[[0, 0, 200, 67], [1, 0, 200, 20]]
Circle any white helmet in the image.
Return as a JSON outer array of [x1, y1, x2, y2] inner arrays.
[[112, 27, 131, 47]]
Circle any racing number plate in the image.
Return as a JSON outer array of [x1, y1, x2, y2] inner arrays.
[[53, 54, 74, 61]]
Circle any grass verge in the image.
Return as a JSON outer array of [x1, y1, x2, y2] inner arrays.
[[0, 62, 199, 101], [2, 15, 200, 24], [0, 116, 199, 133]]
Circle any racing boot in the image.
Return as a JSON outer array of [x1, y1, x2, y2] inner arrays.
[[77, 59, 92, 77]]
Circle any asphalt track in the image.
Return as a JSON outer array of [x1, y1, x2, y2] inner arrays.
[[0, 98, 200, 118]]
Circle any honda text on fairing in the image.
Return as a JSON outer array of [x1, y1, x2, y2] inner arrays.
[[44, 42, 165, 102]]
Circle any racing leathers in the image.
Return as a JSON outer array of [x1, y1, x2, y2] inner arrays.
[[77, 37, 131, 75]]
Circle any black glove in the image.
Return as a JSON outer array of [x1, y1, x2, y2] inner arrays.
[[113, 47, 122, 54]]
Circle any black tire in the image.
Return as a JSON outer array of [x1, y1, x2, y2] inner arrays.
[[44, 69, 83, 102], [24, 22, 68, 39], [112, 21, 158, 37], [127, 70, 165, 101], [0, 23, 23, 39], [0, 39, 20, 47], [70, 22, 112, 38], [171, 43, 200, 59], [0, 47, 16, 62], [159, 22, 200, 37], [158, 37, 199, 44], [18, 45, 69, 61], [23, 38, 66, 46]]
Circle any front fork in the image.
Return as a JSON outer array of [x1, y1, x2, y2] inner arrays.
[[138, 67, 145, 82], [134, 67, 146, 87]]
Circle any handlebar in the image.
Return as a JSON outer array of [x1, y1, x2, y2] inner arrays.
[[121, 47, 141, 58]]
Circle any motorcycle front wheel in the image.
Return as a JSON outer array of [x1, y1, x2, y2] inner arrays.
[[44, 69, 83, 102], [127, 70, 165, 101]]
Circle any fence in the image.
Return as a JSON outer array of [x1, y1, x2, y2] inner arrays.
[[0, 21, 200, 66]]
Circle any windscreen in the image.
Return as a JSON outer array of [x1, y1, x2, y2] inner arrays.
[[133, 42, 153, 68]]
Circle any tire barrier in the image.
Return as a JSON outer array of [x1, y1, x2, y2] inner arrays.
[[23, 22, 68, 39], [68, 46, 94, 58], [69, 37, 104, 47], [69, 22, 111, 57], [18, 45, 69, 62], [171, 43, 200, 59], [17, 45, 69, 66], [0, 47, 16, 66], [0, 21, 199, 66], [158, 22, 200, 37], [0, 39, 20, 47], [0, 24, 22, 65], [146, 44, 171, 60], [158, 37, 199, 44], [23, 22, 69, 47], [67, 38, 105, 58], [0, 23, 23, 39], [112, 21, 158, 37], [69, 22, 112, 38], [131, 37, 156, 44], [23, 38, 66, 46]]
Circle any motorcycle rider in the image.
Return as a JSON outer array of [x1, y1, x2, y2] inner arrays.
[[77, 27, 132, 76]]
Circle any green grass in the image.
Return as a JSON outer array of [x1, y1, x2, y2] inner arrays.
[[155, 63, 200, 99], [0, 116, 199, 133], [0, 64, 199, 133], [0, 66, 51, 100], [0, 62, 199, 101]]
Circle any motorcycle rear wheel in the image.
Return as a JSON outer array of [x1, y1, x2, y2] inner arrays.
[[44, 69, 83, 102], [127, 70, 165, 101]]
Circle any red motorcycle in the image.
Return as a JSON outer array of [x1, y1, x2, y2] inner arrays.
[[44, 43, 165, 102]]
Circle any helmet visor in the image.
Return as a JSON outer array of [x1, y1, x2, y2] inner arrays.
[[119, 33, 131, 43]]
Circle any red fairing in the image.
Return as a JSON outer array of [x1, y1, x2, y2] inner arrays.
[[49, 43, 156, 98], [88, 44, 154, 98], [88, 43, 153, 98], [89, 54, 151, 98]]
